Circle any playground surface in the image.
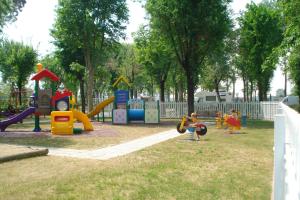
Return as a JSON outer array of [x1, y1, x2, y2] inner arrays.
[[0, 120, 176, 149], [0, 120, 274, 200]]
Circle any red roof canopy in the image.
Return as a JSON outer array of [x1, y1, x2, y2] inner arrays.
[[31, 69, 59, 81], [51, 90, 73, 106]]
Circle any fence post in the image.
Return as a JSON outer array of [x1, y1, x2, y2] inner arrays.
[[274, 111, 286, 200]]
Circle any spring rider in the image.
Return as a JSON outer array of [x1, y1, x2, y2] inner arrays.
[[176, 113, 207, 140]]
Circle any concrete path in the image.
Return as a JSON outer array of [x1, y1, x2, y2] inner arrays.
[[48, 129, 180, 160]]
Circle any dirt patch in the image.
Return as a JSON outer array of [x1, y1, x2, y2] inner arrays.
[[0, 128, 118, 138], [0, 131, 50, 138]]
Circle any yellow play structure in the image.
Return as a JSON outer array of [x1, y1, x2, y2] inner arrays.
[[51, 111, 74, 135], [50, 90, 94, 135]]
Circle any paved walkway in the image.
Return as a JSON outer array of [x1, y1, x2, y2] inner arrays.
[[48, 129, 180, 160]]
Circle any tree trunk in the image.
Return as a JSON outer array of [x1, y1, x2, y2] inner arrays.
[[134, 90, 137, 99], [84, 49, 94, 112], [257, 82, 265, 101], [18, 86, 22, 106], [175, 85, 178, 102], [232, 78, 236, 100], [159, 80, 165, 102], [242, 76, 246, 102], [284, 71, 287, 97], [166, 89, 169, 102], [215, 81, 221, 102], [249, 81, 253, 102], [185, 69, 195, 115], [130, 89, 134, 99], [79, 79, 85, 113], [179, 82, 184, 102]]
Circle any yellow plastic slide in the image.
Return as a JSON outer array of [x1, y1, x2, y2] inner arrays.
[[72, 109, 94, 131], [87, 96, 115, 118]]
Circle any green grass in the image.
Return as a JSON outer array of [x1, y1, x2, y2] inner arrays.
[[0, 120, 274, 200]]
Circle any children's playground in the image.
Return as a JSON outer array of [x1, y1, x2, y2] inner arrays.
[[0, 65, 275, 199]]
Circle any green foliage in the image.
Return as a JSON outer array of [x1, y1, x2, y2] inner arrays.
[[134, 25, 174, 101], [201, 32, 235, 101], [52, 0, 129, 111], [287, 46, 300, 99], [0, 0, 26, 32], [0, 40, 37, 104], [279, 0, 300, 102], [238, 2, 283, 101], [145, 0, 232, 113]]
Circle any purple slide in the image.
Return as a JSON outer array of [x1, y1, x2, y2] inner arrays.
[[0, 107, 35, 132]]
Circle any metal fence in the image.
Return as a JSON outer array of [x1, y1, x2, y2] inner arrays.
[[93, 98, 279, 120], [274, 103, 300, 200]]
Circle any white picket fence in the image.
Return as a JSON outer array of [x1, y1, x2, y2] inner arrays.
[[160, 101, 278, 120], [92, 98, 278, 120], [274, 103, 300, 200]]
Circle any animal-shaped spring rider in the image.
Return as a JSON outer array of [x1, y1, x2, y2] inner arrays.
[[216, 112, 222, 129], [176, 113, 207, 140], [223, 110, 241, 134]]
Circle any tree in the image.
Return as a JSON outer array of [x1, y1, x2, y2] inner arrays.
[[238, 2, 283, 101], [201, 34, 233, 102], [276, 88, 285, 97], [0, 40, 37, 105], [52, 0, 128, 112], [146, 0, 232, 114], [134, 26, 174, 102], [52, 40, 87, 112], [280, 0, 300, 104], [117, 44, 142, 99], [0, 0, 26, 32]]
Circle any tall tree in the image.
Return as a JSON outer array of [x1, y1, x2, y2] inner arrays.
[[238, 2, 283, 101], [134, 26, 173, 102], [146, 0, 232, 114], [201, 33, 233, 102], [53, 42, 87, 112], [0, 40, 37, 105], [280, 0, 300, 104], [0, 0, 26, 32], [52, 0, 128, 112], [201, 52, 230, 102]]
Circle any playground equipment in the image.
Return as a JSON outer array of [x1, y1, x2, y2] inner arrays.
[[216, 112, 222, 129], [215, 110, 242, 134], [87, 96, 115, 118], [0, 63, 59, 132], [0, 107, 35, 132], [215, 109, 247, 133], [0, 63, 93, 134], [51, 111, 74, 135], [111, 76, 160, 124], [176, 114, 207, 140], [50, 90, 93, 134]]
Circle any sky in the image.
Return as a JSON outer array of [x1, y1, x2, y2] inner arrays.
[[2, 0, 292, 96]]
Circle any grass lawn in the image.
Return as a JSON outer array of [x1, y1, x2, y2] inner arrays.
[[0, 119, 176, 149], [0, 120, 274, 200]]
